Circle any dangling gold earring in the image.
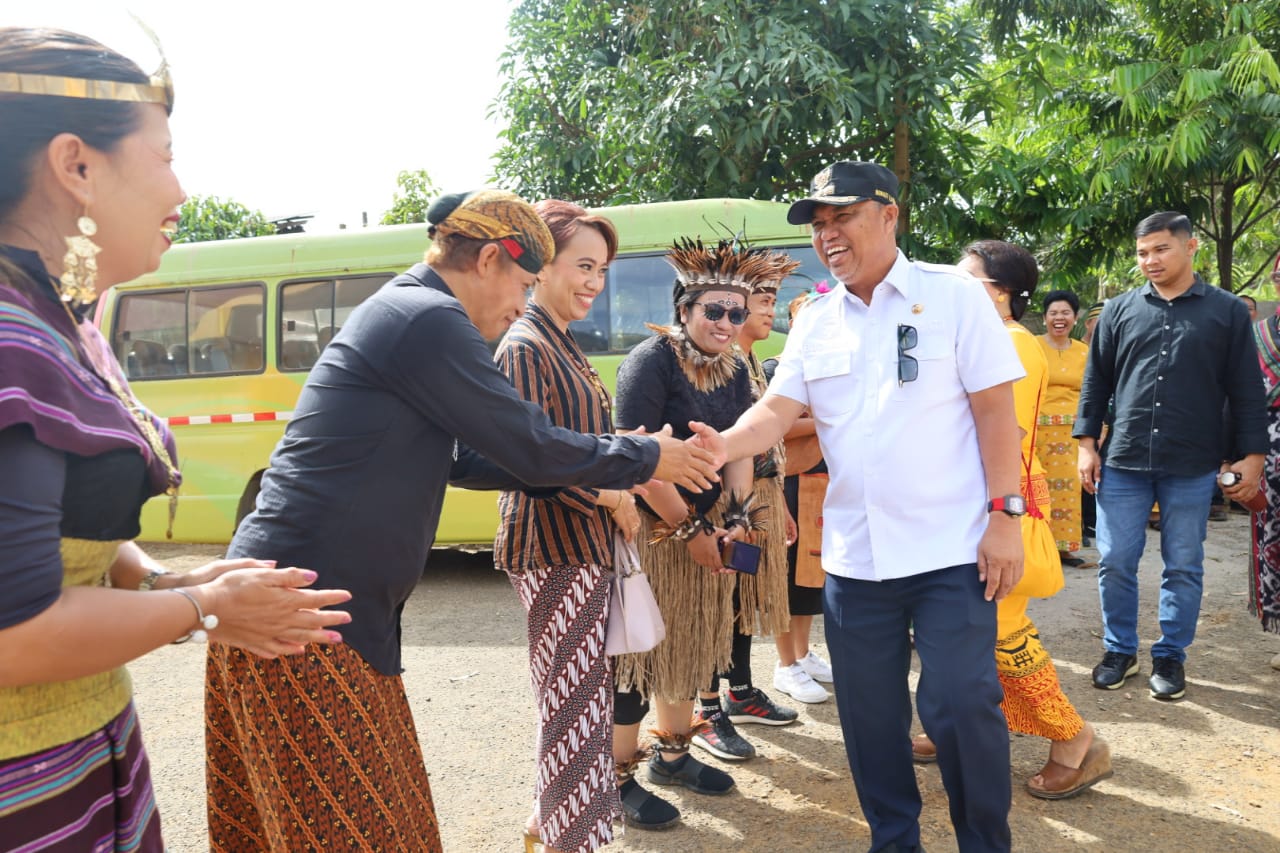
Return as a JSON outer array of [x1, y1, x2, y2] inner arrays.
[[60, 210, 101, 310]]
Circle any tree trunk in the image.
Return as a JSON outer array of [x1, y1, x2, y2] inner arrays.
[[893, 112, 910, 238], [1217, 183, 1236, 291]]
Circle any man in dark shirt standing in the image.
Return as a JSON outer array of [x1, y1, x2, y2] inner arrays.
[[1075, 211, 1266, 701]]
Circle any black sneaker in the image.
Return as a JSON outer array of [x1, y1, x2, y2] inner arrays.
[[1091, 651, 1139, 690], [691, 709, 756, 760], [724, 687, 799, 726], [1149, 657, 1186, 700], [646, 751, 735, 795], [618, 777, 681, 830]]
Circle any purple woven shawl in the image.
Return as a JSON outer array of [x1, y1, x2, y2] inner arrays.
[[0, 247, 179, 496]]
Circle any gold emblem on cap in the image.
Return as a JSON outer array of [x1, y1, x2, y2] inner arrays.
[[912, 304, 924, 314], [813, 166, 834, 198]]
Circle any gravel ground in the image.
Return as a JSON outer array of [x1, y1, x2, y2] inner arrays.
[[130, 510, 1280, 852]]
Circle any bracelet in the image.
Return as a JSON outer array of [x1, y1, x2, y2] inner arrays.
[[722, 491, 768, 535], [170, 588, 219, 644], [138, 569, 171, 591], [653, 510, 714, 543]]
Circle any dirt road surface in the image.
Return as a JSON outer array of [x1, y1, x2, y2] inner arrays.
[[130, 511, 1280, 852]]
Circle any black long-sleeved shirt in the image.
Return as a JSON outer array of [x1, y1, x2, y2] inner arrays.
[[1073, 275, 1266, 476], [230, 265, 659, 675]]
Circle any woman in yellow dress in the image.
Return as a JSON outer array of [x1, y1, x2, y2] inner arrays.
[[1036, 290, 1094, 567], [916, 242, 1110, 799]]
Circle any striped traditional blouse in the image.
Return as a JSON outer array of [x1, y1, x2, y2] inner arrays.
[[494, 302, 614, 572]]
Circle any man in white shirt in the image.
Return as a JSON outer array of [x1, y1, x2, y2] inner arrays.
[[695, 161, 1025, 853]]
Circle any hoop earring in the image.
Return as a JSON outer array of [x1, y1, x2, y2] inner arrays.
[[60, 211, 101, 310]]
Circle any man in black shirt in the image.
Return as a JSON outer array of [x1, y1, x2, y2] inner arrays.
[[1075, 211, 1266, 701]]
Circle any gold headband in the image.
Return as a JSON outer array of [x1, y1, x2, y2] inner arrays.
[[0, 67, 173, 112]]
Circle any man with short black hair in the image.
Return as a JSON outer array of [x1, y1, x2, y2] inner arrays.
[[1075, 211, 1266, 701], [698, 160, 1024, 853]]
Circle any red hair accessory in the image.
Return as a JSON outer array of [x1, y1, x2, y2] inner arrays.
[[499, 237, 525, 262]]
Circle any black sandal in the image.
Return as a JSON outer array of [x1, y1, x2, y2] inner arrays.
[[617, 750, 681, 830]]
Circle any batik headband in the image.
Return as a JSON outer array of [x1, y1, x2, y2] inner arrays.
[[427, 190, 554, 274]]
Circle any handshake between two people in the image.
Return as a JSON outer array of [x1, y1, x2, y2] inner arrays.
[[641, 422, 749, 574], [638, 421, 729, 493]]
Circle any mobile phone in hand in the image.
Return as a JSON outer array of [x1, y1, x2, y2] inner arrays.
[[721, 539, 761, 574]]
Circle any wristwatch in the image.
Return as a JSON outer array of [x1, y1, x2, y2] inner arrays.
[[987, 495, 1027, 517]]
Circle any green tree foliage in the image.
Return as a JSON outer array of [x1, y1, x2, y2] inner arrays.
[[971, 0, 1280, 293], [381, 169, 440, 225], [174, 195, 274, 243], [494, 0, 1280, 294], [493, 0, 986, 258]]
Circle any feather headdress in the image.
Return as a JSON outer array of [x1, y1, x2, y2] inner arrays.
[[665, 238, 778, 298], [752, 250, 803, 295]]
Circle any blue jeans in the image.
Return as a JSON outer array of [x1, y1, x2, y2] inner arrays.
[[825, 565, 1011, 853], [1095, 465, 1217, 662]]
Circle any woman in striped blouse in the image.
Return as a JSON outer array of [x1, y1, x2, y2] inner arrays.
[[497, 200, 678, 853]]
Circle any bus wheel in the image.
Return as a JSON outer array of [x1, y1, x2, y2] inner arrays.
[[234, 470, 265, 532]]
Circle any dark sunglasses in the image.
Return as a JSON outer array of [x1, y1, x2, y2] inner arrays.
[[897, 324, 918, 387], [695, 303, 749, 325]]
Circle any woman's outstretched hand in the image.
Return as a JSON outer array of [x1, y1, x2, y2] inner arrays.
[[198, 568, 352, 659]]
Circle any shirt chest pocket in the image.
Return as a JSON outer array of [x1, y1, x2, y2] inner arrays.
[[803, 350, 855, 421], [891, 330, 957, 402]]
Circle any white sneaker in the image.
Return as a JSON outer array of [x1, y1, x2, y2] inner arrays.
[[773, 662, 829, 704], [798, 650, 834, 683]]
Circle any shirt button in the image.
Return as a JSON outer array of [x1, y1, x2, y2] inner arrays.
[[1158, 375, 1164, 380], [1164, 325, 1171, 330], [1153, 428, 1160, 433], [1160, 350, 1167, 356], [1156, 402, 1161, 407]]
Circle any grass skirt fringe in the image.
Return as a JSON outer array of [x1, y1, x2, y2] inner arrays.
[[735, 474, 791, 637], [613, 504, 735, 702], [995, 617, 1084, 742]]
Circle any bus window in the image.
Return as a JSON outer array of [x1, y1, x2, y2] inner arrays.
[[279, 274, 390, 370], [772, 246, 830, 333], [189, 285, 265, 374], [607, 253, 673, 351], [334, 275, 387, 333], [113, 289, 185, 378]]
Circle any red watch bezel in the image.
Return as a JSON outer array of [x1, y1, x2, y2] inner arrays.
[[987, 495, 1027, 516]]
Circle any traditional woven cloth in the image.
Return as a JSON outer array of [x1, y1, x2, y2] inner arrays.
[[0, 702, 163, 852], [996, 323, 1084, 741], [0, 249, 179, 495], [994, 616, 1084, 741], [613, 507, 736, 702], [510, 562, 619, 852], [1250, 312, 1280, 633], [205, 643, 441, 852], [1035, 336, 1089, 552]]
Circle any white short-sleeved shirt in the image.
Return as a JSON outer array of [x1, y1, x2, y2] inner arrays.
[[769, 251, 1024, 580]]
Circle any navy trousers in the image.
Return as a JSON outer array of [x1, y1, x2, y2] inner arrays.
[[824, 564, 1012, 853]]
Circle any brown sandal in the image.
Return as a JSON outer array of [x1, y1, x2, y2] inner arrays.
[[1027, 737, 1113, 800], [911, 733, 937, 764]]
